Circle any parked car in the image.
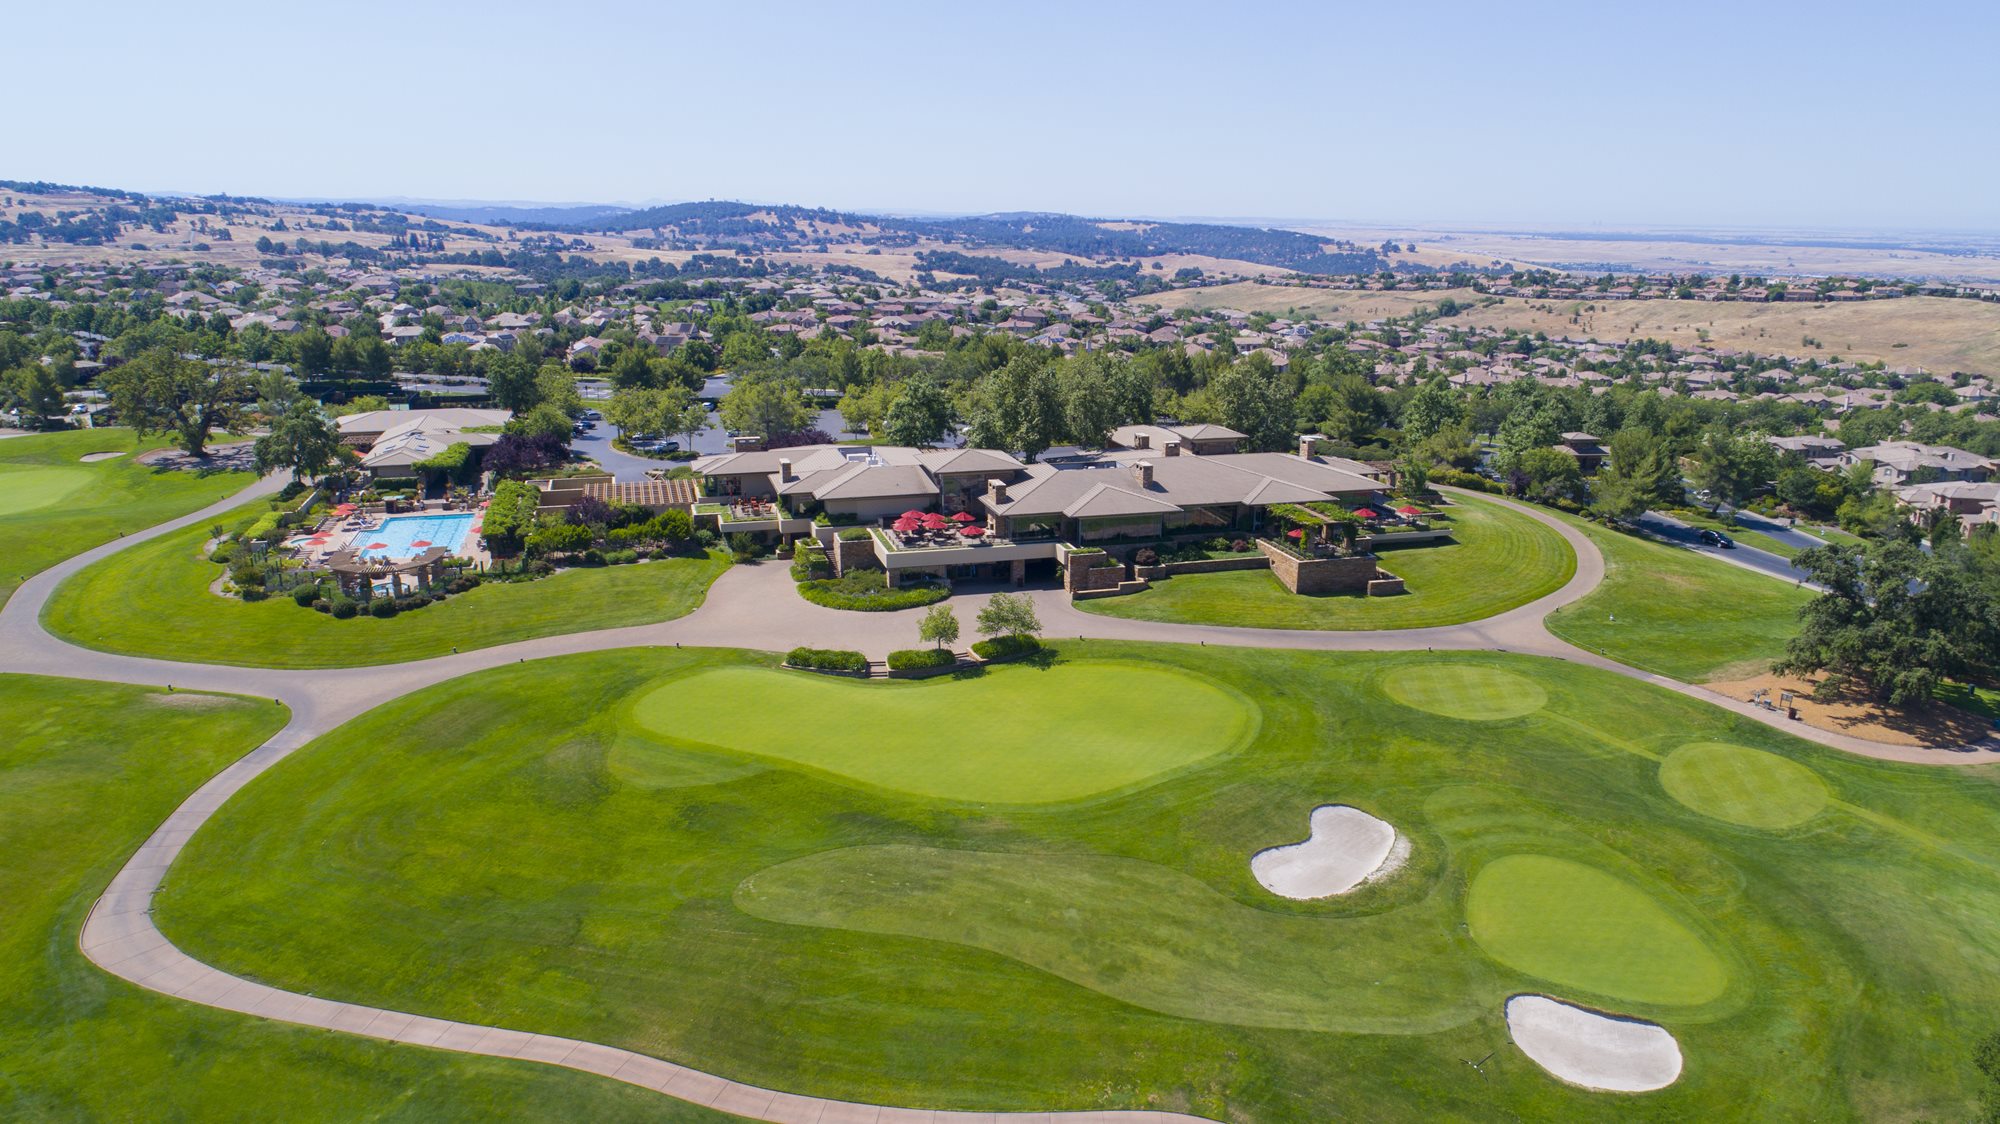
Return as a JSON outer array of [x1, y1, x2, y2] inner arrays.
[[1698, 529, 1735, 548]]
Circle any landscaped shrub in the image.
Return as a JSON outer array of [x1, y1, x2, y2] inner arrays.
[[1133, 547, 1158, 566], [527, 522, 591, 557], [972, 635, 1042, 661], [482, 479, 542, 552], [368, 598, 398, 618], [790, 540, 832, 582], [607, 549, 639, 565], [797, 571, 949, 612], [1231, 538, 1250, 552], [230, 562, 266, 589], [785, 647, 868, 672], [291, 582, 322, 606], [1430, 467, 1500, 494], [328, 597, 358, 619], [836, 527, 871, 541], [887, 648, 956, 671]]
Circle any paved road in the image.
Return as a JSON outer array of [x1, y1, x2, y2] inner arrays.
[[1638, 510, 1814, 585], [8, 480, 1998, 1121]]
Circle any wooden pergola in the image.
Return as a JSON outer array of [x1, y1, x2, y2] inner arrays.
[[324, 546, 453, 599]]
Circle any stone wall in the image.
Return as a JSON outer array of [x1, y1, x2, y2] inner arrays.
[[1064, 550, 1125, 594], [1133, 556, 1270, 581], [831, 534, 879, 576], [1257, 540, 1389, 595]]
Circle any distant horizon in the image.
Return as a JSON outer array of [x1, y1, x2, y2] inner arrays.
[[13, 0, 1992, 233], [75, 188, 1997, 242]]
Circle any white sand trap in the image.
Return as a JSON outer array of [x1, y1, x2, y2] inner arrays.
[[79, 451, 125, 462], [1506, 995, 1683, 1093], [1251, 804, 1406, 899]]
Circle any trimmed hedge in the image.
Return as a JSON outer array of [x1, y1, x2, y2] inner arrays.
[[835, 527, 872, 541], [886, 647, 956, 671], [972, 635, 1042, 662], [785, 647, 868, 672], [1430, 467, 1500, 494], [797, 573, 949, 612]]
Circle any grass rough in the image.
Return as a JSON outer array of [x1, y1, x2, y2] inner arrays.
[[0, 674, 727, 1121], [0, 428, 254, 607]]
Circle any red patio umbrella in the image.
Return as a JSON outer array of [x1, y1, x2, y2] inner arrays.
[[1287, 528, 1304, 538], [959, 524, 986, 537], [950, 511, 976, 522], [900, 509, 926, 520], [1352, 508, 1379, 519], [410, 540, 433, 548], [892, 517, 921, 533], [921, 513, 951, 530], [365, 542, 389, 550], [1396, 505, 1422, 515]]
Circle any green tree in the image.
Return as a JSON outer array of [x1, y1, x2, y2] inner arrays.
[[1056, 353, 1124, 448], [881, 378, 954, 447], [485, 353, 541, 413], [605, 385, 706, 445], [535, 365, 585, 417], [3, 363, 66, 428], [1777, 541, 1994, 706], [975, 591, 1042, 640], [508, 403, 575, 444], [719, 374, 809, 440], [98, 347, 252, 456], [1195, 354, 1292, 451], [290, 327, 333, 377], [1400, 375, 1464, 441], [1687, 426, 1775, 512], [1512, 447, 1585, 504], [918, 603, 961, 650], [966, 357, 1066, 461], [253, 400, 348, 483], [838, 382, 894, 438]]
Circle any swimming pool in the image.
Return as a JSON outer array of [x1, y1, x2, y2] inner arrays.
[[354, 513, 478, 560]]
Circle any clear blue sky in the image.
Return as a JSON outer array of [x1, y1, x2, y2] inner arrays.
[[13, 0, 1994, 231]]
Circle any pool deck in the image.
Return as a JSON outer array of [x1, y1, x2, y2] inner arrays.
[[282, 501, 490, 568]]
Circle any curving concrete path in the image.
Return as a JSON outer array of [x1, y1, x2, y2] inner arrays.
[[5, 477, 1997, 1122]]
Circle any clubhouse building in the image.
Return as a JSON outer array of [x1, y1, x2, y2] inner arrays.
[[691, 427, 1395, 587]]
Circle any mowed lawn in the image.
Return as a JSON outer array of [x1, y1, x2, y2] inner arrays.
[[1078, 493, 1574, 630], [1546, 513, 1815, 682], [0, 674, 722, 1121], [0, 429, 255, 607], [634, 661, 1256, 802], [156, 643, 2000, 1122], [42, 498, 731, 668]]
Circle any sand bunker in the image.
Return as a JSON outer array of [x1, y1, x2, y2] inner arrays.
[[1251, 804, 1407, 899], [1506, 995, 1682, 1093], [78, 450, 126, 462]]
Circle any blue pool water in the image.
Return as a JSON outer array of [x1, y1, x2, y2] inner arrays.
[[355, 513, 477, 560]]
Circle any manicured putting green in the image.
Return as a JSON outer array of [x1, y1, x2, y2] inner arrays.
[[0, 465, 92, 515], [629, 662, 1255, 803], [1381, 664, 1547, 721], [1660, 742, 1829, 829], [1466, 854, 1730, 1006]]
